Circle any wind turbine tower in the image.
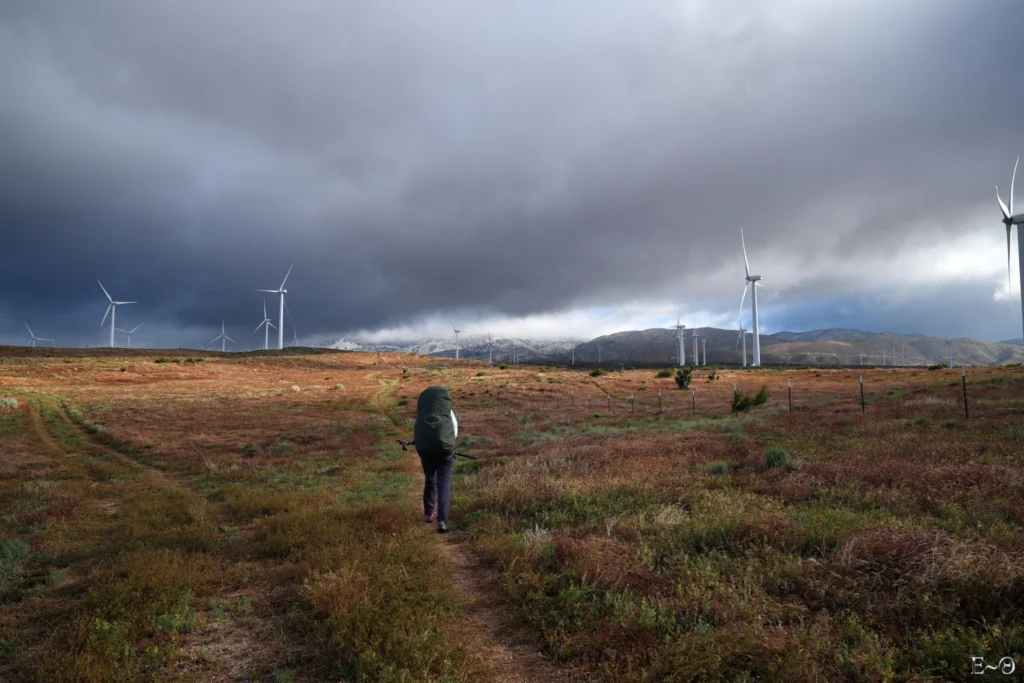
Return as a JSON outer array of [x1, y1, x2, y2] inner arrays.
[[24, 322, 55, 348], [740, 229, 764, 366], [211, 319, 235, 353], [255, 263, 293, 350], [254, 300, 277, 351], [996, 155, 1024, 340], [98, 280, 136, 349], [115, 323, 145, 349], [945, 338, 953, 368], [452, 323, 461, 360], [673, 312, 686, 367], [487, 332, 492, 364]]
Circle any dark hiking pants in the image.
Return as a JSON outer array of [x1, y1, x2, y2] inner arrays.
[[420, 450, 455, 524]]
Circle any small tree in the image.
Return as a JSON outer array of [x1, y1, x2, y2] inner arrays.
[[733, 384, 769, 412], [706, 367, 719, 382], [674, 366, 692, 389]]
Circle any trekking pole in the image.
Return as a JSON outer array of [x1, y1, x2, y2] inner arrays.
[[788, 379, 792, 413], [396, 439, 478, 460]]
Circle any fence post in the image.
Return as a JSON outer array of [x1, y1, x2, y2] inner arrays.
[[691, 388, 696, 416], [788, 378, 792, 413], [588, 394, 591, 410], [607, 395, 612, 412], [658, 391, 663, 414], [630, 393, 635, 412], [962, 366, 969, 419], [860, 375, 865, 413], [571, 392, 574, 408]]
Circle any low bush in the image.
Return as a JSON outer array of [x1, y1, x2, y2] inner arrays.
[[590, 368, 606, 377], [764, 447, 798, 471], [674, 367, 692, 389], [656, 368, 673, 378], [928, 363, 948, 370], [732, 385, 769, 412]]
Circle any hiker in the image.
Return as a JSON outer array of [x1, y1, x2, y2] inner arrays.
[[414, 385, 458, 533]]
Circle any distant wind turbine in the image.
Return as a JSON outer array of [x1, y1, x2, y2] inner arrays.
[[487, 332, 493, 364], [997, 156, 1024, 340], [98, 280, 136, 349], [254, 299, 277, 351], [115, 322, 144, 349], [944, 338, 953, 367], [673, 311, 687, 367], [24, 322, 55, 348], [740, 228, 765, 366], [701, 336, 707, 366], [211, 319, 235, 353], [691, 329, 700, 366], [452, 323, 461, 359], [255, 263, 293, 350]]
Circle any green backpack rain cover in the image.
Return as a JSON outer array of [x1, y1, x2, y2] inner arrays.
[[414, 385, 457, 454]]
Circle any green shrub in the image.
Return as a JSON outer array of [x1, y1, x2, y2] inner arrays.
[[732, 384, 769, 412], [476, 371, 485, 377], [590, 368, 606, 377], [706, 461, 728, 476], [656, 368, 673, 378], [243, 442, 258, 458], [674, 367, 692, 389], [764, 447, 797, 471], [706, 367, 719, 382], [928, 363, 948, 370], [0, 398, 18, 409], [499, 362, 509, 370]]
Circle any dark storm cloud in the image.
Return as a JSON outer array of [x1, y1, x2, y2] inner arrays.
[[1, 1, 1023, 348]]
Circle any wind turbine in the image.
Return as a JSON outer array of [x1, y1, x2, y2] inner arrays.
[[672, 311, 687, 366], [691, 329, 700, 366], [98, 280, 136, 349], [452, 323, 461, 359], [211, 319, 235, 353], [24, 322, 55, 347], [740, 228, 764, 366], [701, 336, 707, 366], [944, 338, 953, 367], [115, 322, 144, 349], [254, 299, 277, 351], [997, 156, 1024, 340], [255, 263, 293, 350]]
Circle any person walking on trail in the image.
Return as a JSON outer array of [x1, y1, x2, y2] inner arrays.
[[414, 385, 458, 533]]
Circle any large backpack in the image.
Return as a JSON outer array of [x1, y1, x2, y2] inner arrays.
[[414, 386, 457, 454]]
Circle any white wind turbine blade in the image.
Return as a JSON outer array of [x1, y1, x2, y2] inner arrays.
[[130, 323, 144, 333], [254, 321, 265, 334], [1012, 155, 1018, 217], [211, 335, 223, 344], [115, 327, 128, 334], [740, 227, 751, 278], [738, 284, 748, 324], [113, 301, 136, 305], [255, 289, 278, 294], [268, 321, 276, 329], [100, 304, 112, 328], [225, 336, 235, 344], [279, 263, 294, 290], [24, 322, 34, 338], [263, 299, 268, 319], [998, 186, 1012, 221], [97, 280, 112, 302]]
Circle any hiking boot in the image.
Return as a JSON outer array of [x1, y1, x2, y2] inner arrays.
[[424, 513, 436, 523], [437, 521, 449, 533]]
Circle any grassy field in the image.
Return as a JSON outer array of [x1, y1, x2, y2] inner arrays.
[[0, 347, 1022, 681]]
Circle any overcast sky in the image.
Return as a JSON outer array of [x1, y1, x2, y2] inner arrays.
[[2, 1, 1023, 350]]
